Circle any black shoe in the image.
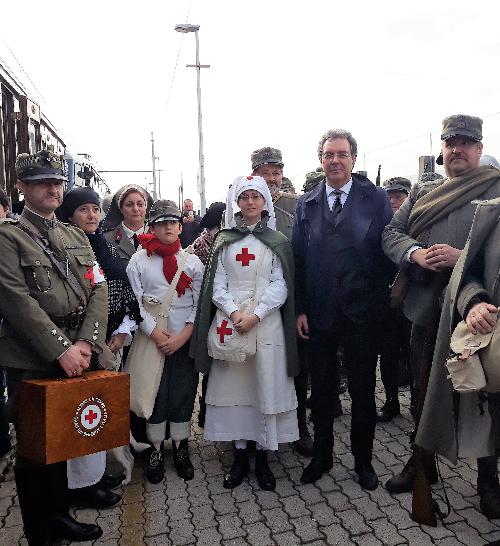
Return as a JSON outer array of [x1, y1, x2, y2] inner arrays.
[[146, 446, 165, 484], [480, 487, 500, 519], [300, 456, 333, 484], [69, 485, 121, 509], [385, 458, 415, 494], [255, 450, 276, 491], [355, 462, 379, 490], [385, 453, 437, 494], [173, 439, 194, 481], [98, 473, 125, 490], [376, 399, 400, 422], [478, 456, 500, 518], [50, 513, 103, 542], [293, 431, 314, 457], [223, 448, 250, 489]]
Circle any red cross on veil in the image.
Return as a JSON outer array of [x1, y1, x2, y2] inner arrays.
[[84, 409, 98, 425], [236, 247, 255, 267], [216, 320, 233, 343]]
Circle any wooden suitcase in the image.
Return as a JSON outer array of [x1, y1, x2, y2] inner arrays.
[[18, 370, 130, 465]]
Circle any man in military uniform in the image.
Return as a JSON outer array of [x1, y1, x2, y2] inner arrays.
[[0, 151, 108, 544], [251, 147, 313, 457], [382, 115, 500, 517], [376, 177, 412, 422], [251, 147, 299, 240]]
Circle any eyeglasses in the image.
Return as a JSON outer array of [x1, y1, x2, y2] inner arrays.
[[238, 193, 263, 202], [321, 152, 351, 161]]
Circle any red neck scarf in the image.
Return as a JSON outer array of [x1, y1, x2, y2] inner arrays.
[[138, 234, 192, 296]]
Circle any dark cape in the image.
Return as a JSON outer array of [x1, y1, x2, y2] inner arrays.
[[189, 215, 299, 377]]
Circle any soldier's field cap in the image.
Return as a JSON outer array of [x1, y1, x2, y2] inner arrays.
[[149, 200, 182, 224], [441, 114, 483, 142], [251, 147, 284, 171], [383, 177, 411, 194], [16, 150, 67, 182]]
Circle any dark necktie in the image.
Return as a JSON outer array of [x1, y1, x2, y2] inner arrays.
[[332, 189, 343, 216], [132, 234, 139, 250]]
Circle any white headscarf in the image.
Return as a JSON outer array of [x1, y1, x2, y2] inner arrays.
[[223, 175, 276, 230]]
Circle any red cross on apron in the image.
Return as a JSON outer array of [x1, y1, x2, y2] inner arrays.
[[216, 320, 233, 343], [236, 247, 255, 267]]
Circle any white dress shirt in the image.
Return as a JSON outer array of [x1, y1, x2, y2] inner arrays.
[[325, 179, 353, 210]]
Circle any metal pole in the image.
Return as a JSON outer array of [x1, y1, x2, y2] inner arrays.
[[157, 157, 161, 199], [194, 30, 206, 215], [151, 132, 157, 201]]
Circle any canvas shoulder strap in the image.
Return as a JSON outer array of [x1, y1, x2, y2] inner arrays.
[[159, 249, 191, 318], [15, 219, 88, 305]]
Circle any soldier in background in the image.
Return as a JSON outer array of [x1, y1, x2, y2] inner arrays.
[[251, 147, 312, 456], [376, 177, 412, 422], [0, 151, 108, 544]]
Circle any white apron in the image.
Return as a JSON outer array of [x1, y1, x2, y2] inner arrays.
[[204, 236, 298, 449]]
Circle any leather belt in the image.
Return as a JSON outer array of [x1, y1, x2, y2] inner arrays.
[[50, 306, 86, 329]]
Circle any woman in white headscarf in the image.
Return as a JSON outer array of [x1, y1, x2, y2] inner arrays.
[[191, 176, 300, 491]]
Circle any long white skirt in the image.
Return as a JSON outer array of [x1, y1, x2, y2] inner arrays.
[[204, 405, 299, 451]]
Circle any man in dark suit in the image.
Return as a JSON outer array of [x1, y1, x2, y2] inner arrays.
[[292, 129, 393, 489]]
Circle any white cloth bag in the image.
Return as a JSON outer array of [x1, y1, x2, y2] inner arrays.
[[124, 251, 189, 419]]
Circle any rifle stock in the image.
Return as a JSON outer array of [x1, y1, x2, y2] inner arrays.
[[411, 272, 450, 526]]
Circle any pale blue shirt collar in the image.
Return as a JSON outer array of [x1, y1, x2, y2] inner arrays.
[[325, 178, 352, 209]]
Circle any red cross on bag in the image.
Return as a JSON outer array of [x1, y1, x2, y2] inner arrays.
[[216, 320, 233, 343], [236, 247, 255, 267], [84, 409, 98, 425]]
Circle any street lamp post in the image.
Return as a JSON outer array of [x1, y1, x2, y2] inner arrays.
[[175, 23, 209, 215]]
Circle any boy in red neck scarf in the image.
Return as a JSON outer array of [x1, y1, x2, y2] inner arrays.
[[126, 201, 204, 484]]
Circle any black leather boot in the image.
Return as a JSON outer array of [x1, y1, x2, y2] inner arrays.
[[14, 466, 50, 546], [46, 461, 103, 543], [146, 445, 165, 484], [223, 448, 250, 489], [50, 514, 103, 542], [478, 456, 500, 519], [255, 450, 276, 491], [385, 450, 438, 493], [173, 439, 195, 481], [98, 473, 125, 489], [376, 397, 400, 422], [69, 484, 121, 509]]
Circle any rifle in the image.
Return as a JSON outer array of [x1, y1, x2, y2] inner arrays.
[[411, 271, 450, 526]]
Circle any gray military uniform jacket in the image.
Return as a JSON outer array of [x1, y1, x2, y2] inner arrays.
[[273, 192, 299, 240], [0, 208, 108, 371], [416, 197, 500, 463], [382, 178, 500, 326], [103, 222, 137, 265]]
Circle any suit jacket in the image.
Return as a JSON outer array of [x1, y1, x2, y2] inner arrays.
[[292, 174, 393, 330], [103, 222, 137, 266], [381, 177, 500, 326]]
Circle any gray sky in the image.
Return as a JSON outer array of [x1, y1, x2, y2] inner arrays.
[[2, 0, 500, 207]]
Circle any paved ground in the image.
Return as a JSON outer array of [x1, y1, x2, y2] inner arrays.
[[2, 379, 500, 545]]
